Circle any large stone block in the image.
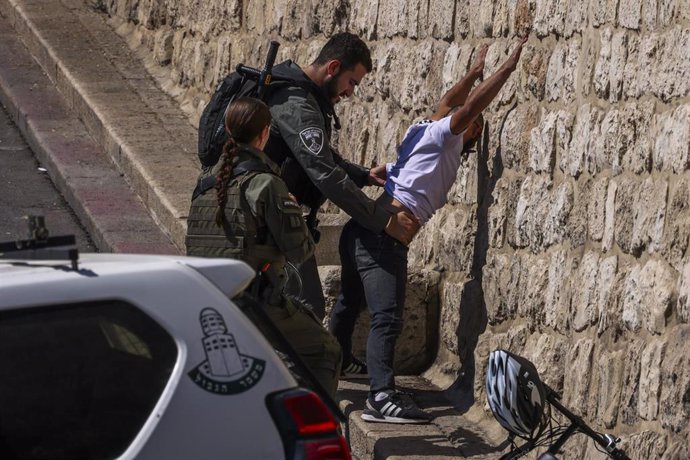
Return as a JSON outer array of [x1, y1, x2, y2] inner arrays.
[[435, 205, 476, 273], [661, 179, 690, 270], [520, 44, 550, 100], [676, 261, 690, 323], [653, 104, 690, 173], [482, 251, 520, 325], [592, 0, 619, 27], [662, 442, 689, 460], [377, 0, 412, 38], [491, 0, 511, 38], [602, 178, 618, 252], [545, 38, 579, 103], [561, 103, 604, 178], [542, 180, 574, 248], [619, 0, 643, 29], [564, 0, 587, 37], [613, 102, 655, 174], [427, 0, 455, 40], [655, 27, 690, 102], [619, 338, 644, 425], [440, 42, 473, 95], [613, 177, 637, 254], [512, 175, 551, 248], [153, 27, 174, 65], [624, 431, 668, 459], [621, 259, 676, 334], [487, 175, 523, 249], [630, 177, 667, 255], [517, 252, 549, 325], [453, 0, 473, 39], [533, 0, 567, 37], [562, 338, 594, 417], [350, 0, 379, 40], [659, 326, 690, 432], [586, 176, 609, 242], [571, 251, 604, 332], [334, 102, 373, 166], [544, 248, 572, 334], [504, 103, 539, 173], [524, 332, 567, 393], [512, 0, 532, 37], [596, 349, 625, 428], [447, 145, 479, 206], [595, 255, 619, 335], [438, 275, 485, 372], [528, 108, 558, 174], [594, 28, 629, 103], [638, 339, 665, 421]]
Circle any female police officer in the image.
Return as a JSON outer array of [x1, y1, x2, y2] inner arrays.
[[186, 97, 342, 397]]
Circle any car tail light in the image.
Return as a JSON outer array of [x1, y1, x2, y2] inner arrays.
[[267, 388, 352, 460]]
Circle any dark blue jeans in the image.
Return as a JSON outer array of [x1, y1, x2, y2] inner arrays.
[[329, 219, 408, 394]]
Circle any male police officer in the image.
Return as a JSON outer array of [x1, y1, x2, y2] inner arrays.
[[263, 33, 419, 322]]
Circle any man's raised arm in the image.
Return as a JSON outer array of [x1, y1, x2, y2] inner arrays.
[[431, 44, 488, 121], [450, 36, 528, 135]]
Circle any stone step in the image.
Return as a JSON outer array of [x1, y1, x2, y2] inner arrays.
[[337, 376, 508, 460]]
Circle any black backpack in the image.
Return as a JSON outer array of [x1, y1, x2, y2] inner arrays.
[[197, 41, 286, 170], [197, 75, 258, 169]]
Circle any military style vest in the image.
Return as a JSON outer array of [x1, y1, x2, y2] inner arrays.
[[186, 171, 285, 272]]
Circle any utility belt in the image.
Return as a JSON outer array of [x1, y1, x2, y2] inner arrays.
[[249, 262, 287, 308]]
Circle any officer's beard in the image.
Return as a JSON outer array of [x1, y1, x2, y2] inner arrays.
[[322, 71, 342, 105]]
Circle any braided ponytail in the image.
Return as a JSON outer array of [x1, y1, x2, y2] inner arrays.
[[213, 97, 272, 228], [214, 134, 237, 227]]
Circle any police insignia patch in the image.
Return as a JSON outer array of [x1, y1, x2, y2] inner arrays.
[[299, 127, 324, 155], [188, 308, 265, 395]]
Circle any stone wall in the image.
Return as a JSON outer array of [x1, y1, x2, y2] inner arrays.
[[97, 0, 690, 453]]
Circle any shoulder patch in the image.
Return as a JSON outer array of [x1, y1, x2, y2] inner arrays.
[[299, 127, 325, 155], [282, 199, 300, 210]]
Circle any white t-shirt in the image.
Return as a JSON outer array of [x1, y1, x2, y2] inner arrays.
[[384, 116, 465, 224]]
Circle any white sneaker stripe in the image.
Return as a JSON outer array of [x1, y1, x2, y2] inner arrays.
[[393, 407, 402, 417], [381, 402, 394, 415]]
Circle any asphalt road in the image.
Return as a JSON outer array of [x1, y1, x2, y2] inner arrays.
[[0, 102, 95, 252]]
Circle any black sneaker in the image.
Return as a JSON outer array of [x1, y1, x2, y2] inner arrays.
[[340, 357, 368, 379], [361, 391, 432, 424]]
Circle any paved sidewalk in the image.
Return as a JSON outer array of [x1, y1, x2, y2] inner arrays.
[[0, 1, 510, 458], [0, 0, 195, 253]]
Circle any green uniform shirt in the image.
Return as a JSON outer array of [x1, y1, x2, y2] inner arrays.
[[266, 62, 391, 234], [242, 149, 315, 266], [186, 146, 314, 272]]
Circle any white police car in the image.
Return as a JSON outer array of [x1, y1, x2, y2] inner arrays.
[[0, 232, 350, 459]]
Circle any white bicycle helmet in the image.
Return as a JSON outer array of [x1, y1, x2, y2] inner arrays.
[[486, 349, 547, 440]]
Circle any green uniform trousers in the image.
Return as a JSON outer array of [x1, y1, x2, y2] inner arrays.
[[266, 296, 342, 398]]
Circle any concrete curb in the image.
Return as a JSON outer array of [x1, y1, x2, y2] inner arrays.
[[0, 4, 177, 254], [0, 0, 197, 252]]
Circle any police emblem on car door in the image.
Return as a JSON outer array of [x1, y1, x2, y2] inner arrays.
[[188, 308, 265, 395], [299, 127, 324, 154]]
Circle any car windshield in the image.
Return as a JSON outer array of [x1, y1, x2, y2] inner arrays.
[[0, 300, 177, 459]]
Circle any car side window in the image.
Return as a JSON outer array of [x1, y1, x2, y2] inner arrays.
[[0, 300, 177, 459]]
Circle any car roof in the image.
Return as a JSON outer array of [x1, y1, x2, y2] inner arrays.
[[0, 253, 255, 300]]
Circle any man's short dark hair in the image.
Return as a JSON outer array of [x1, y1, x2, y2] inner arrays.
[[313, 32, 373, 72]]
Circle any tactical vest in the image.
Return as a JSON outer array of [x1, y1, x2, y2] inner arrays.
[[186, 171, 285, 272]]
